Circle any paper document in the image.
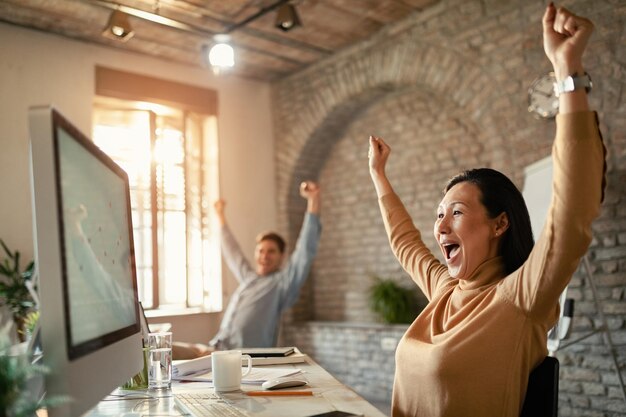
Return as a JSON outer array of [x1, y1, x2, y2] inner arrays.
[[173, 367, 302, 385], [173, 355, 212, 377], [173, 348, 308, 377]]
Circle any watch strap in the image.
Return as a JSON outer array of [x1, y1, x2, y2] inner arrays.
[[553, 72, 592, 96]]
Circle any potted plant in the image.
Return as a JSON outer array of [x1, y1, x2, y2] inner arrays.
[[0, 322, 68, 417], [0, 239, 36, 342], [369, 276, 420, 324]]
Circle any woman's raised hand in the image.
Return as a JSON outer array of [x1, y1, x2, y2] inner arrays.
[[542, 3, 593, 79], [368, 135, 394, 198], [368, 135, 391, 175]]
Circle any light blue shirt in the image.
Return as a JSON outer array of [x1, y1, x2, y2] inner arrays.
[[210, 213, 321, 349]]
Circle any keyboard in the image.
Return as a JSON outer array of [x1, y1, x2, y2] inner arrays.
[[174, 392, 252, 417]]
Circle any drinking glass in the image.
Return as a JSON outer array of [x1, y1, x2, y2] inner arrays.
[[148, 332, 172, 390]]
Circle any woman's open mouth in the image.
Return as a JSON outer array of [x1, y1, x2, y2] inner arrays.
[[443, 243, 460, 260]]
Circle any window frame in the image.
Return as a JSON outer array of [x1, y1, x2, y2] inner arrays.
[[93, 67, 220, 312]]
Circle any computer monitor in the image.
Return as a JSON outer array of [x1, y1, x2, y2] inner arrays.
[[28, 106, 143, 416]]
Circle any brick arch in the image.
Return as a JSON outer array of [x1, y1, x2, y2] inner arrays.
[[275, 40, 514, 324], [283, 86, 396, 241], [275, 38, 507, 246]]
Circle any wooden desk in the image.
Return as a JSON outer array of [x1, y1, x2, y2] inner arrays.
[[84, 355, 387, 417]]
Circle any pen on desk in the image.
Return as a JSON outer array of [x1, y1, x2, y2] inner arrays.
[[245, 390, 313, 397]]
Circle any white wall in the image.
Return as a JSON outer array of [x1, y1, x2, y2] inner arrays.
[[0, 23, 276, 342]]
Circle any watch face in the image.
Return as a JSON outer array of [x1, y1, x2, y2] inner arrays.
[[528, 72, 559, 119]]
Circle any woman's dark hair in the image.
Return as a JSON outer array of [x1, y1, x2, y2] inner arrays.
[[256, 232, 286, 253], [444, 168, 534, 275]]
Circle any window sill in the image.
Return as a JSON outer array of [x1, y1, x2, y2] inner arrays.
[[144, 307, 221, 319]]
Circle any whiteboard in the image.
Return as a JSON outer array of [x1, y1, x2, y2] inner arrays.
[[522, 155, 553, 239]]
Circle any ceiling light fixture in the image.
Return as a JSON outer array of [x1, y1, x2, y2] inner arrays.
[[275, 3, 301, 32], [205, 0, 299, 74], [94, 0, 302, 73], [207, 34, 235, 74], [102, 9, 134, 42]]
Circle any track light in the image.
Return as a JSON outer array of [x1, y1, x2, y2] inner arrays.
[[96, 0, 301, 73], [102, 10, 134, 42], [206, 34, 234, 75], [275, 3, 301, 32]]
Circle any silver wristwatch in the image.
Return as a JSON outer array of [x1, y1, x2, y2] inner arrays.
[[553, 73, 592, 97]]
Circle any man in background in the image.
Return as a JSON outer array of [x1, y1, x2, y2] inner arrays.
[[174, 181, 321, 359]]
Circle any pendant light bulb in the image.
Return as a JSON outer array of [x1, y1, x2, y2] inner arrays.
[[208, 34, 234, 73]]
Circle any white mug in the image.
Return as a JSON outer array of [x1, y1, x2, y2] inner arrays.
[[211, 350, 253, 392]]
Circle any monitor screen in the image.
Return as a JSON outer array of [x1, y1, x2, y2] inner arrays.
[[29, 106, 143, 416], [56, 121, 137, 358]]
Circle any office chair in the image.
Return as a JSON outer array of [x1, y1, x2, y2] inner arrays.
[[520, 356, 560, 417]]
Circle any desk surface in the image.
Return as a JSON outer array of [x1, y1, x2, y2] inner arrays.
[[84, 355, 388, 417]]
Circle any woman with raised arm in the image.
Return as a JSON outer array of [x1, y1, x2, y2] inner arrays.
[[368, 4, 605, 417]]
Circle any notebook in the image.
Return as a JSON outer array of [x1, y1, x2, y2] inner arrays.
[[241, 347, 295, 357]]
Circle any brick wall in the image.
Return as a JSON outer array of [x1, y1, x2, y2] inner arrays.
[[273, 0, 626, 415]]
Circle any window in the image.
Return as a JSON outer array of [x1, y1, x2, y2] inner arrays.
[[92, 98, 221, 312]]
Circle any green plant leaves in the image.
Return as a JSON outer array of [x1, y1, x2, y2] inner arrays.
[[369, 276, 419, 324], [0, 239, 36, 342], [0, 323, 70, 417]]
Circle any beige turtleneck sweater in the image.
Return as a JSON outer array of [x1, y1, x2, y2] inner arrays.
[[379, 111, 605, 417]]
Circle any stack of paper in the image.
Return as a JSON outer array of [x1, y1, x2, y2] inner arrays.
[[173, 367, 303, 385], [172, 355, 212, 378], [172, 347, 308, 378]]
